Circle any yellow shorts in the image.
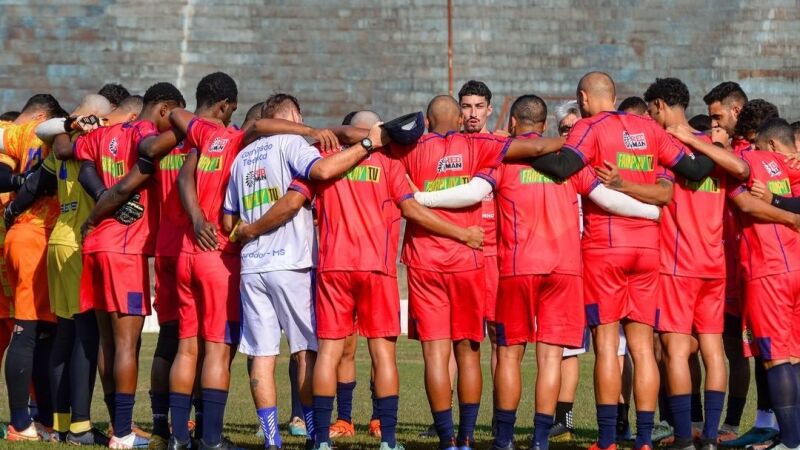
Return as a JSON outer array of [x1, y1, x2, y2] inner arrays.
[[47, 244, 82, 319], [4, 224, 54, 322]]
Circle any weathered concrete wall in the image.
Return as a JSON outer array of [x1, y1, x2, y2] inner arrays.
[[1, 1, 798, 127]]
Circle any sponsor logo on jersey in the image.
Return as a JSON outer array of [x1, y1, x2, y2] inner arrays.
[[60, 201, 78, 213], [762, 160, 782, 177], [436, 154, 464, 173], [208, 137, 229, 154], [197, 155, 221, 172], [768, 178, 791, 195], [242, 186, 281, 210], [622, 131, 647, 150], [342, 165, 381, 183], [159, 153, 186, 171], [520, 168, 560, 184], [108, 137, 118, 156], [101, 157, 125, 179], [685, 176, 721, 193], [424, 175, 469, 192], [245, 167, 267, 187], [616, 153, 654, 171]]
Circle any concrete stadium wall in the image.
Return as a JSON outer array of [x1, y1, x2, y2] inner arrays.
[[1, 1, 799, 128]]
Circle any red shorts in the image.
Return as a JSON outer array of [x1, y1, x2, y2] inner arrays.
[[657, 275, 725, 335], [495, 274, 585, 348], [484, 255, 499, 322], [583, 247, 659, 327], [316, 271, 400, 339], [154, 256, 179, 325], [176, 251, 241, 344], [743, 271, 800, 361], [79, 252, 150, 316], [407, 267, 485, 342]]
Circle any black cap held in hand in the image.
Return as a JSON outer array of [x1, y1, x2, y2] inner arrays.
[[381, 111, 424, 145]]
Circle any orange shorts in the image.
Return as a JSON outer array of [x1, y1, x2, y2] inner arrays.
[[3, 224, 54, 322]]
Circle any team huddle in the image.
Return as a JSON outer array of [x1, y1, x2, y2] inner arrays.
[[0, 70, 799, 450]]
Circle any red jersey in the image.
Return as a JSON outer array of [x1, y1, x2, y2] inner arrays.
[[481, 196, 497, 256], [659, 133, 728, 278], [724, 142, 751, 298], [496, 133, 599, 276], [74, 121, 159, 255], [154, 140, 191, 257], [393, 132, 510, 272], [731, 150, 800, 280], [307, 150, 412, 275], [565, 111, 687, 250], [181, 117, 244, 254]]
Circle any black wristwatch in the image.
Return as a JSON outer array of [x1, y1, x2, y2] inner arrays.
[[361, 137, 374, 153]]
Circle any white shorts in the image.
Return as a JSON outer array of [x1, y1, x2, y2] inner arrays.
[[563, 324, 627, 357], [239, 269, 318, 357]]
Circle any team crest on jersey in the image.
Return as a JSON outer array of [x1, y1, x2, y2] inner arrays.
[[245, 168, 267, 187], [762, 160, 782, 177], [108, 137, 118, 156], [208, 137, 228, 153], [436, 154, 463, 172], [622, 131, 647, 150]]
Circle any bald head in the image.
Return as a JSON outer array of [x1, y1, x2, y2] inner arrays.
[[576, 71, 617, 117], [426, 95, 462, 132], [73, 94, 113, 117], [349, 110, 381, 128]]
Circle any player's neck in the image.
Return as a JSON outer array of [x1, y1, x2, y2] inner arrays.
[[514, 125, 543, 136]]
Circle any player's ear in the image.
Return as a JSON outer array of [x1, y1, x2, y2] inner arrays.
[[487, 103, 493, 116], [424, 117, 430, 132], [731, 104, 742, 121], [508, 116, 516, 134]]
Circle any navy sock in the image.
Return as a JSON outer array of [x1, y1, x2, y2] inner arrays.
[[104, 393, 116, 424], [724, 396, 747, 427], [616, 402, 630, 434], [336, 381, 356, 423], [192, 394, 204, 439], [370, 381, 379, 421], [634, 411, 655, 449], [313, 395, 335, 444], [555, 401, 573, 431], [596, 404, 617, 449], [113, 393, 135, 438], [9, 407, 31, 431], [532, 412, 555, 450], [150, 391, 170, 438], [377, 395, 399, 447], [457, 403, 479, 446], [667, 394, 692, 440], [201, 388, 228, 446], [169, 392, 192, 443], [432, 408, 455, 449], [703, 390, 725, 441], [302, 404, 315, 440], [691, 393, 704, 423], [493, 408, 516, 448], [767, 363, 800, 447], [257, 406, 282, 448]]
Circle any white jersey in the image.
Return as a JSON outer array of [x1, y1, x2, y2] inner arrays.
[[224, 134, 320, 274]]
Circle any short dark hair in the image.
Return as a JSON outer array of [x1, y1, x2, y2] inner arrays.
[[0, 111, 20, 122], [510, 95, 547, 126], [341, 111, 358, 125], [791, 121, 800, 137], [245, 102, 264, 123], [196, 72, 238, 108], [703, 81, 748, 106], [757, 118, 795, 147], [734, 99, 779, 138], [261, 93, 300, 119], [21, 94, 68, 119], [618, 96, 647, 114], [688, 114, 712, 132], [143, 82, 185, 108], [458, 80, 492, 104], [97, 83, 131, 107], [643, 78, 690, 109]]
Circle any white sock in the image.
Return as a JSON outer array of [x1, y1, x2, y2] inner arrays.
[[753, 409, 778, 430]]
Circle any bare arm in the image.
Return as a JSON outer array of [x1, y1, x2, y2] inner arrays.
[[168, 108, 197, 134], [399, 199, 484, 249], [668, 124, 749, 180], [86, 164, 150, 226], [306, 123, 385, 181], [138, 129, 183, 159], [178, 151, 217, 251], [230, 190, 308, 244], [504, 136, 566, 160], [53, 133, 75, 160], [596, 161, 674, 206], [732, 189, 800, 229]]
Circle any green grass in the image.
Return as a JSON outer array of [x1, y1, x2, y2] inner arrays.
[[0, 335, 758, 449]]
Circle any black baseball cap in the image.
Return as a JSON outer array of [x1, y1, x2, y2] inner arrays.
[[381, 111, 424, 145]]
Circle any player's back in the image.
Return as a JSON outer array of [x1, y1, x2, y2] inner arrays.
[[569, 111, 685, 250], [154, 141, 191, 257], [660, 133, 728, 277], [394, 131, 507, 272], [314, 150, 408, 276], [736, 150, 800, 279], [496, 137, 596, 276]]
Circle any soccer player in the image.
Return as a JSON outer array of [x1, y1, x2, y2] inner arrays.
[[77, 83, 186, 449], [642, 77, 748, 450], [0, 94, 67, 442], [525, 72, 718, 450], [791, 121, 800, 149], [618, 96, 648, 116]]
